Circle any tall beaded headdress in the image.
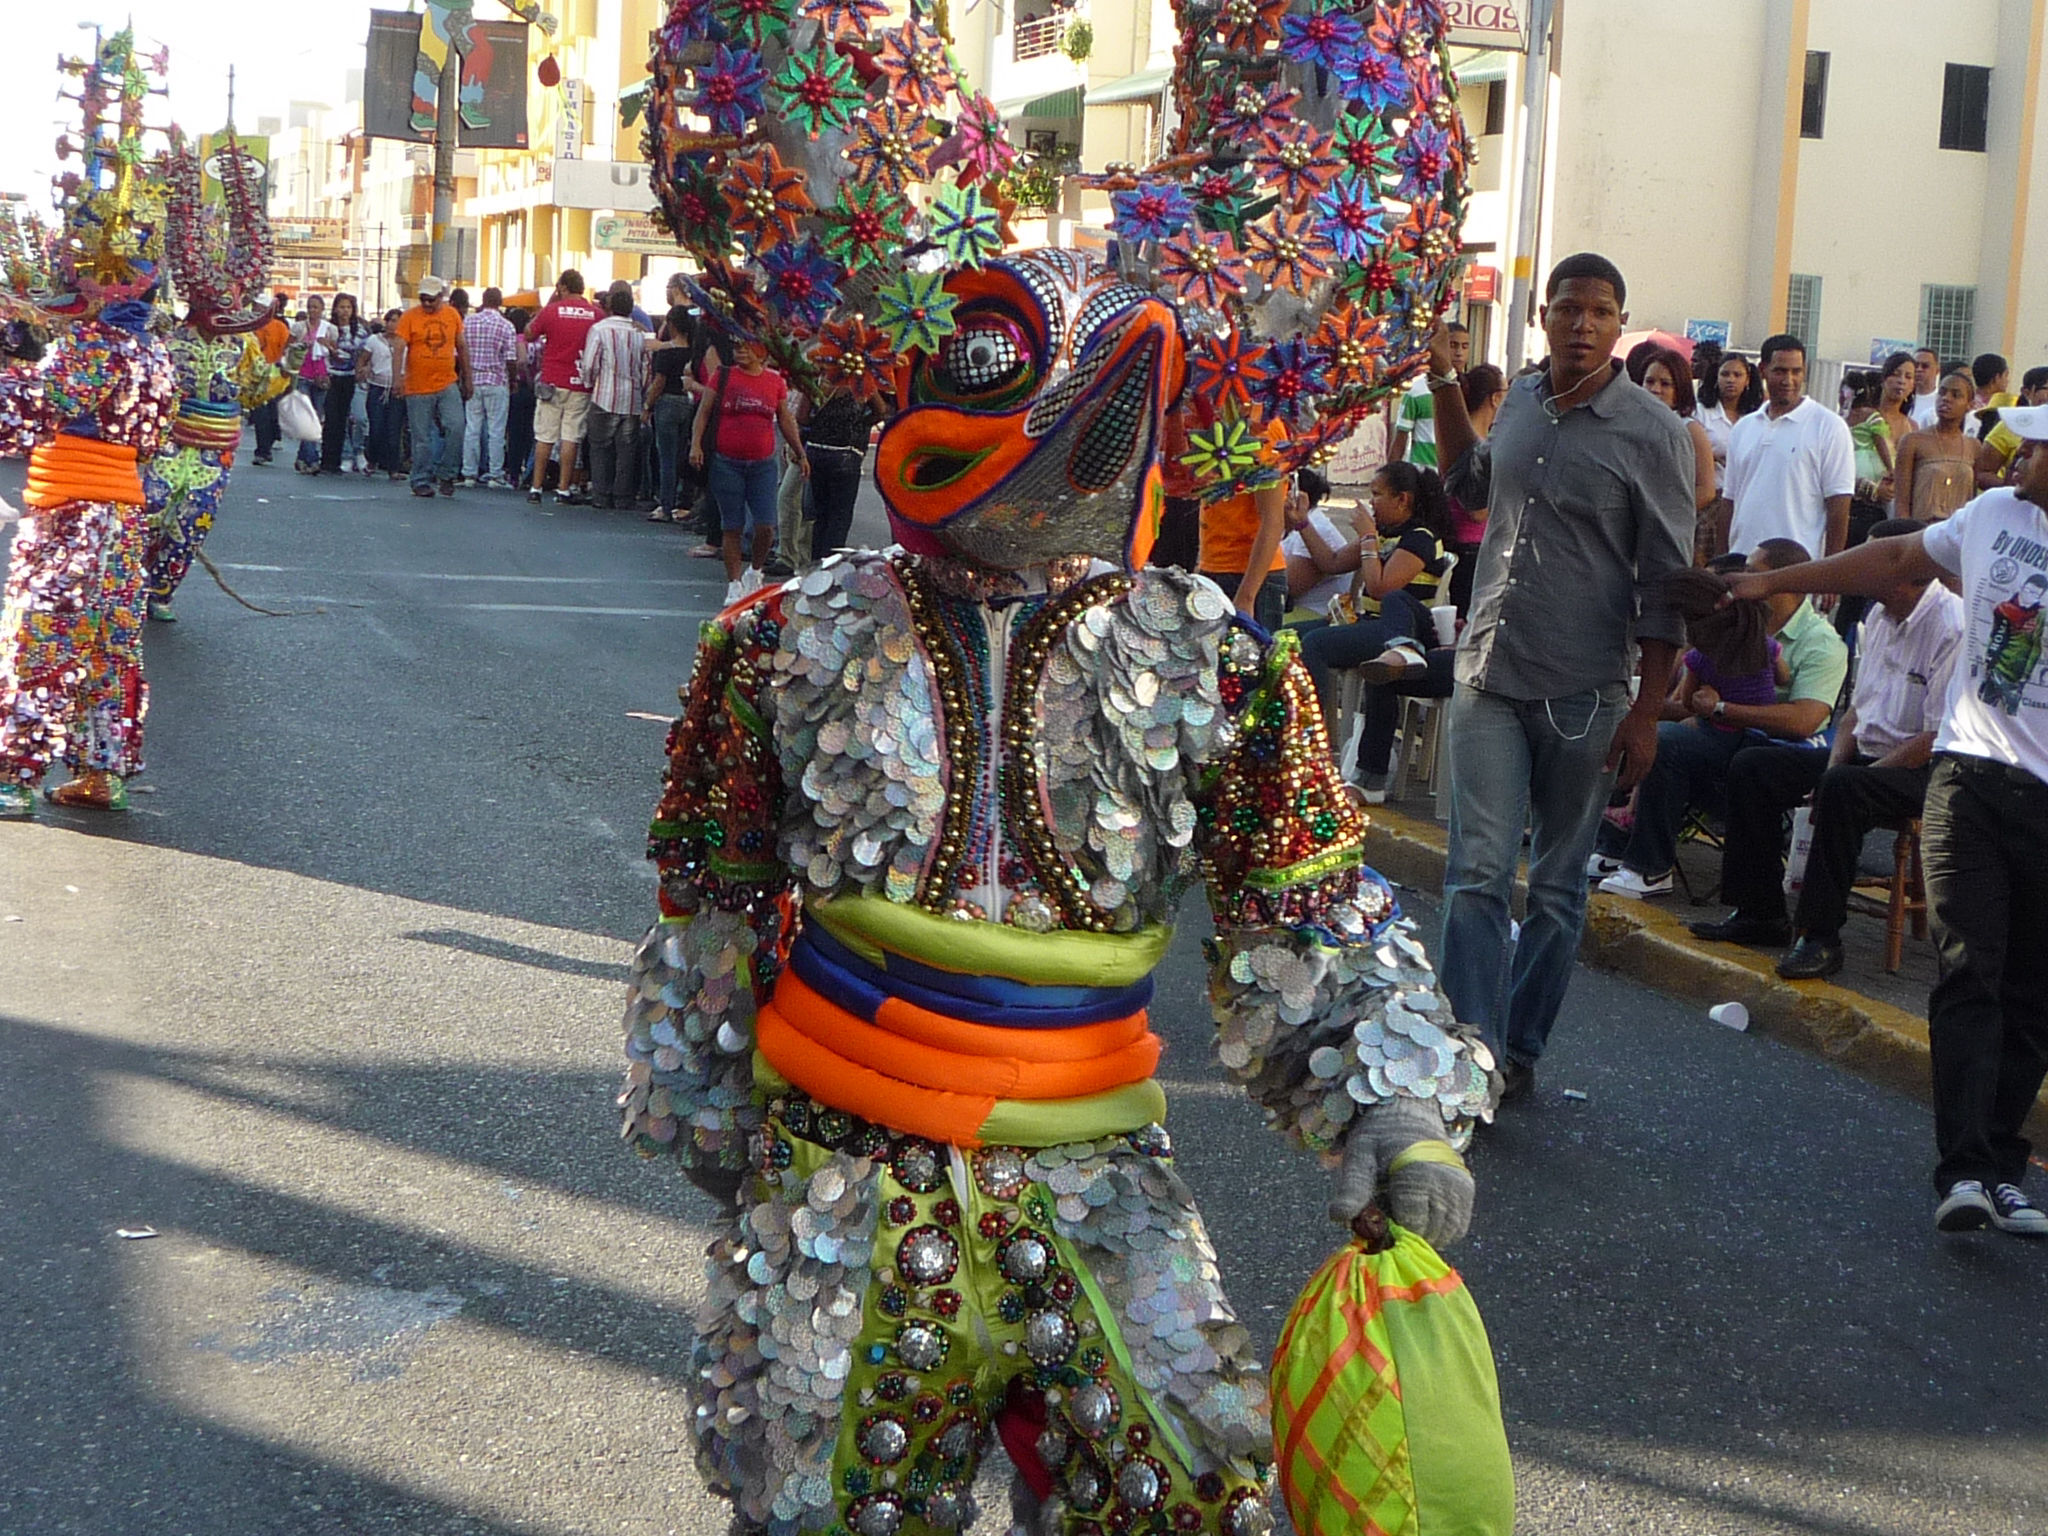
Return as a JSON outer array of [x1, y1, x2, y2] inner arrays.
[[1116, 0, 1471, 496], [14, 27, 174, 321], [644, 0, 1020, 404], [162, 130, 275, 332]]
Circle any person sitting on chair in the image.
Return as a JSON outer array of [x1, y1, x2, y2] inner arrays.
[[1589, 538, 1850, 898], [1689, 519, 1964, 976]]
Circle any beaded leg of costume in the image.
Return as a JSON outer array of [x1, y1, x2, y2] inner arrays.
[[692, 1098, 1270, 1536], [144, 446, 230, 603], [0, 499, 149, 785]]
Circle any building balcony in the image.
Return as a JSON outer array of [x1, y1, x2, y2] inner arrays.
[[990, 14, 1087, 121]]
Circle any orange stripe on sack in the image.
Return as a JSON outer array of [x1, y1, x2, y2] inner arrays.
[[23, 436, 146, 508], [756, 1000, 996, 1146], [771, 970, 1160, 1100]]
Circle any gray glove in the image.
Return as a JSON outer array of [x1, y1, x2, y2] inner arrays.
[[1327, 1095, 1474, 1248]]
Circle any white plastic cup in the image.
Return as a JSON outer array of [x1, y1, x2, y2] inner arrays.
[[1431, 604, 1458, 649], [1708, 1001, 1750, 1032]]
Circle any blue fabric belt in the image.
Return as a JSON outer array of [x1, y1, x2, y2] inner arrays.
[[792, 922, 1154, 1029]]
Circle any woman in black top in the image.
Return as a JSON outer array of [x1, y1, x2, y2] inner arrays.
[[801, 389, 883, 562], [1296, 461, 1452, 716], [645, 305, 700, 521]]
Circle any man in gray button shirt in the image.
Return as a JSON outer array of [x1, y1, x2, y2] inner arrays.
[[1429, 253, 1695, 1101]]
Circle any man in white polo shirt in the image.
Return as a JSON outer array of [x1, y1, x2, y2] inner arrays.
[[1731, 404, 2048, 1240], [1725, 332, 1855, 561]]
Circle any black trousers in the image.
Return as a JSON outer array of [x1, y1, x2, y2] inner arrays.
[[806, 447, 865, 560], [320, 374, 357, 472], [251, 396, 280, 459], [1721, 745, 1932, 934], [1923, 754, 2048, 1192]]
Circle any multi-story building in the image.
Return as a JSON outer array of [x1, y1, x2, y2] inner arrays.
[[1465, 0, 2048, 373]]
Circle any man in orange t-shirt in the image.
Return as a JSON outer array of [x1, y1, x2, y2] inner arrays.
[[249, 292, 292, 464], [389, 275, 473, 496]]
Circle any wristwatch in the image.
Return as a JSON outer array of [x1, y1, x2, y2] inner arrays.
[[1712, 701, 1729, 721]]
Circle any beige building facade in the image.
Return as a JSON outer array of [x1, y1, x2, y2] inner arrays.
[[1472, 0, 2048, 373]]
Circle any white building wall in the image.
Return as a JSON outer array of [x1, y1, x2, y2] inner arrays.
[[1545, 0, 1770, 343], [1794, 0, 2002, 362]]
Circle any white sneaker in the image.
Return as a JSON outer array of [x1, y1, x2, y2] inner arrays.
[[1989, 1182, 2048, 1236], [742, 566, 765, 593], [1936, 1179, 1995, 1233], [1585, 852, 1623, 880], [1599, 867, 1674, 899], [723, 579, 746, 605]]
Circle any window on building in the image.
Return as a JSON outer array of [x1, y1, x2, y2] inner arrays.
[[1800, 52, 1830, 139], [1785, 273, 1822, 352], [1920, 285, 1978, 362], [1940, 63, 1991, 152], [1483, 80, 1507, 138]]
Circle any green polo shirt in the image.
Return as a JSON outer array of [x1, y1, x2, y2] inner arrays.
[[1775, 599, 1850, 738]]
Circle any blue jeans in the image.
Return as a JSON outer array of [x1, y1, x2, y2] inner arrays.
[[709, 453, 780, 531], [1594, 720, 1755, 879], [294, 379, 328, 467], [405, 383, 465, 489], [1440, 681, 1631, 1068], [650, 394, 694, 512], [1298, 591, 1430, 716]]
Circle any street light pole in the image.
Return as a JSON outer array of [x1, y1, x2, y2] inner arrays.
[[1504, 0, 1555, 373], [429, 46, 460, 280]]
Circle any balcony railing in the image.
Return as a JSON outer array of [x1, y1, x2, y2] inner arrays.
[[1013, 14, 1066, 61]]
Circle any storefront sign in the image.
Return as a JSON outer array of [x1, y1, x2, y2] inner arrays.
[[552, 157, 658, 212], [1447, 1, 1526, 49], [593, 212, 678, 254], [1463, 264, 1500, 303], [1684, 319, 1733, 348]]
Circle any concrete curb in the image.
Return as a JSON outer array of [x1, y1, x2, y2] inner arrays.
[[1361, 803, 2048, 1129]]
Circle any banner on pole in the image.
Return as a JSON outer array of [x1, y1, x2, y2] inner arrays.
[[364, 9, 530, 149], [1447, 1, 1527, 50]]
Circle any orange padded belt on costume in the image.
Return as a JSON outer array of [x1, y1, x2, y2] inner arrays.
[[170, 402, 245, 452], [756, 968, 1162, 1149], [24, 434, 146, 508]]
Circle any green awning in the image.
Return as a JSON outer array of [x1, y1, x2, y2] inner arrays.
[[1085, 67, 1169, 105], [618, 78, 652, 127], [1447, 49, 1511, 85], [997, 86, 1084, 118]]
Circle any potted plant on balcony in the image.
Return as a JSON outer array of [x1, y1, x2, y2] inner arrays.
[[1062, 18, 1093, 61]]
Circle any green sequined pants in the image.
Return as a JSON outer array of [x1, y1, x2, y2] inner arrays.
[[688, 1095, 1276, 1536]]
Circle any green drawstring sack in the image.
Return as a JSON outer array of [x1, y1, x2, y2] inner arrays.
[[1271, 1211, 1514, 1536]]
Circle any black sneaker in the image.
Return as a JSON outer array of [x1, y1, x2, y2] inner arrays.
[[1935, 1179, 1995, 1233], [526, 487, 542, 504], [1498, 1059, 1536, 1104], [1776, 937, 1845, 981], [762, 556, 797, 579], [1689, 911, 1792, 948], [1990, 1183, 2048, 1237]]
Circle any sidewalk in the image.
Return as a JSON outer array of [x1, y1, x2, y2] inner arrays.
[[1360, 785, 2048, 1132]]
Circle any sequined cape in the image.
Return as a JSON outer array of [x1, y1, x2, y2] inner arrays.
[[622, 550, 1493, 1175], [0, 320, 177, 461]]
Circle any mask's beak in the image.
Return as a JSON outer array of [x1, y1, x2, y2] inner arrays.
[[878, 293, 1185, 571]]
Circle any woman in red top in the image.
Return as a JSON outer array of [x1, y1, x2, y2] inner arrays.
[[690, 339, 807, 602]]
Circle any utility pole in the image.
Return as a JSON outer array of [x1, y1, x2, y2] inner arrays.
[[1504, 0, 1555, 374], [429, 45, 460, 280]]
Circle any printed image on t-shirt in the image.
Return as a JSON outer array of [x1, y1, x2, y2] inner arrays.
[[1979, 570, 2048, 717]]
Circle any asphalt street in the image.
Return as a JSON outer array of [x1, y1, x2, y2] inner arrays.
[[2, 453, 2045, 1536]]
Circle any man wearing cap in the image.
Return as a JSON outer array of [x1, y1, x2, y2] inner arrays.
[[1730, 403, 2048, 1241], [390, 276, 473, 498]]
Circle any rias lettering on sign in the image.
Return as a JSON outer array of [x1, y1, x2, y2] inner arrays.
[[1448, 0, 1526, 48]]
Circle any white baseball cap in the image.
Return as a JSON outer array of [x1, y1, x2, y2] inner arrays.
[[416, 274, 450, 299], [1997, 403, 2048, 442]]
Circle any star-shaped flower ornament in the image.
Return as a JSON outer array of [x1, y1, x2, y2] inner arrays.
[[873, 268, 959, 355]]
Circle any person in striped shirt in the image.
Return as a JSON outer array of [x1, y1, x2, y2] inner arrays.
[[577, 288, 649, 510], [461, 288, 520, 487]]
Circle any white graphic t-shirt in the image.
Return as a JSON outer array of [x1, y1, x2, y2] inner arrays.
[[1923, 488, 2048, 778]]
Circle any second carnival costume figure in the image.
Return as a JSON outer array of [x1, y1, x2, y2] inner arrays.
[[145, 132, 291, 622], [0, 30, 178, 819], [620, 1, 1484, 1532]]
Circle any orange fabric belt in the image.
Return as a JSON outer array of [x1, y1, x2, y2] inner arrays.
[[24, 435, 146, 509], [756, 969, 1161, 1148], [171, 410, 243, 451]]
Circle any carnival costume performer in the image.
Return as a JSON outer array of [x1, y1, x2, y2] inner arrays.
[[620, 3, 1481, 1533], [0, 30, 179, 820], [144, 130, 287, 621]]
